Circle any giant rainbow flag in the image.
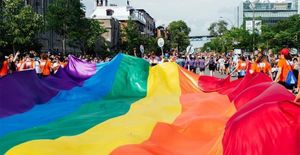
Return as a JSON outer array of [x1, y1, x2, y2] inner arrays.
[[1, 54, 300, 155]]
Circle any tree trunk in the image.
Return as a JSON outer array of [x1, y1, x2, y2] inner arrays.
[[12, 44, 15, 54], [62, 36, 66, 55]]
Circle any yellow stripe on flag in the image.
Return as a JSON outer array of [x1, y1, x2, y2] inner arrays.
[[6, 63, 182, 155]]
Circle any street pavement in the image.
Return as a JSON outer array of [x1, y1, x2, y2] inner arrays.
[[203, 69, 237, 80]]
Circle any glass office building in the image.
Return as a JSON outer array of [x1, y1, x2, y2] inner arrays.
[[238, 0, 299, 27]]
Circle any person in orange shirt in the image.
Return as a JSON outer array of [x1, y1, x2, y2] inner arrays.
[[40, 53, 52, 77], [250, 55, 272, 79], [0, 56, 9, 78], [274, 48, 294, 90], [232, 56, 248, 79]]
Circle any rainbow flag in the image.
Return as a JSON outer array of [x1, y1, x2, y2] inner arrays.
[[1, 54, 300, 155]]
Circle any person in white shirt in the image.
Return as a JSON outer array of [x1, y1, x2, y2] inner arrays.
[[218, 57, 226, 75], [34, 57, 42, 76]]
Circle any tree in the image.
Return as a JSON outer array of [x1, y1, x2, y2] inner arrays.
[[202, 27, 252, 52], [121, 19, 144, 54], [272, 15, 300, 50], [203, 15, 300, 53], [3, 0, 43, 52], [258, 25, 275, 49], [68, 19, 107, 54], [0, 0, 7, 48], [208, 20, 228, 37], [46, 0, 85, 54], [168, 20, 191, 52], [143, 36, 157, 54]]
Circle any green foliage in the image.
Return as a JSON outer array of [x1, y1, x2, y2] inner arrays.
[[121, 19, 144, 54], [143, 37, 157, 53], [208, 20, 228, 37], [0, 1, 7, 47], [203, 15, 300, 53], [47, 0, 107, 54], [203, 27, 252, 52], [68, 19, 107, 54], [0, 0, 107, 54], [46, 0, 86, 53], [2, 0, 43, 52], [47, 0, 84, 36], [168, 20, 191, 52], [272, 15, 300, 49]]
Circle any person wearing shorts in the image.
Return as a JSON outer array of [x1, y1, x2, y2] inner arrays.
[[218, 56, 226, 75], [225, 58, 230, 75], [198, 57, 206, 75], [275, 48, 294, 90], [208, 56, 216, 76], [232, 56, 247, 79]]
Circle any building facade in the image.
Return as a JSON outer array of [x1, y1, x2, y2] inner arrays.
[[156, 26, 169, 39], [94, 17, 120, 51], [25, 0, 81, 53], [91, 0, 156, 49], [25, 0, 57, 52], [137, 9, 156, 37], [238, 0, 300, 27]]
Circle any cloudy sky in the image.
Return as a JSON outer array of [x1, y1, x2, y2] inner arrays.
[[82, 0, 244, 36], [82, 0, 286, 36]]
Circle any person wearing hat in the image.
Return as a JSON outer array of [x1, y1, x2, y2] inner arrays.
[[274, 48, 294, 90]]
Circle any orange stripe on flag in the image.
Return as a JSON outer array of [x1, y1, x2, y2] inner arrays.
[[111, 68, 236, 155]]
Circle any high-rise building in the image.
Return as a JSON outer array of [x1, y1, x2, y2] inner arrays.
[[238, 0, 299, 27], [292, 0, 300, 14]]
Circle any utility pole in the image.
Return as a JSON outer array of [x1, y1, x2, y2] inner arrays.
[[237, 6, 239, 27], [220, 16, 235, 28], [251, 2, 256, 52]]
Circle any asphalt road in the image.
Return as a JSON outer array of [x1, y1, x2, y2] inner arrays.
[[203, 69, 237, 80]]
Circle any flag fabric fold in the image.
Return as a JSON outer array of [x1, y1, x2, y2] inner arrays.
[[0, 55, 97, 118], [1, 54, 300, 155]]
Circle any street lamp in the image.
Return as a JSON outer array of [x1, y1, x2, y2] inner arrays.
[[249, 2, 256, 51]]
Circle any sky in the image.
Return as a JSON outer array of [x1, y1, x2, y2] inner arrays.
[[83, 0, 242, 36], [82, 0, 287, 47]]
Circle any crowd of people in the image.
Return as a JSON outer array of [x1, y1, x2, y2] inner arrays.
[[0, 51, 110, 78], [143, 48, 300, 96], [1, 48, 300, 100]]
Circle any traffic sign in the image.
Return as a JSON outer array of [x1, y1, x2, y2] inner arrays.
[[140, 45, 145, 53], [157, 38, 164, 48], [186, 45, 195, 55]]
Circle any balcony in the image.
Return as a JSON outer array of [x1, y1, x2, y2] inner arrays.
[[130, 11, 146, 25]]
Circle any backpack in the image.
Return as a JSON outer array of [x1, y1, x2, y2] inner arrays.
[[286, 71, 297, 86], [238, 70, 246, 77], [285, 61, 297, 86], [209, 59, 215, 68]]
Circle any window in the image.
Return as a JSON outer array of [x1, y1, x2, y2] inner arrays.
[[36, 0, 40, 7], [25, 0, 31, 5], [96, 0, 103, 6], [106, 9, 114, 16]]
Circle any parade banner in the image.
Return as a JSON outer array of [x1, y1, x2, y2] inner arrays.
[[0, 54, 299, 155]]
